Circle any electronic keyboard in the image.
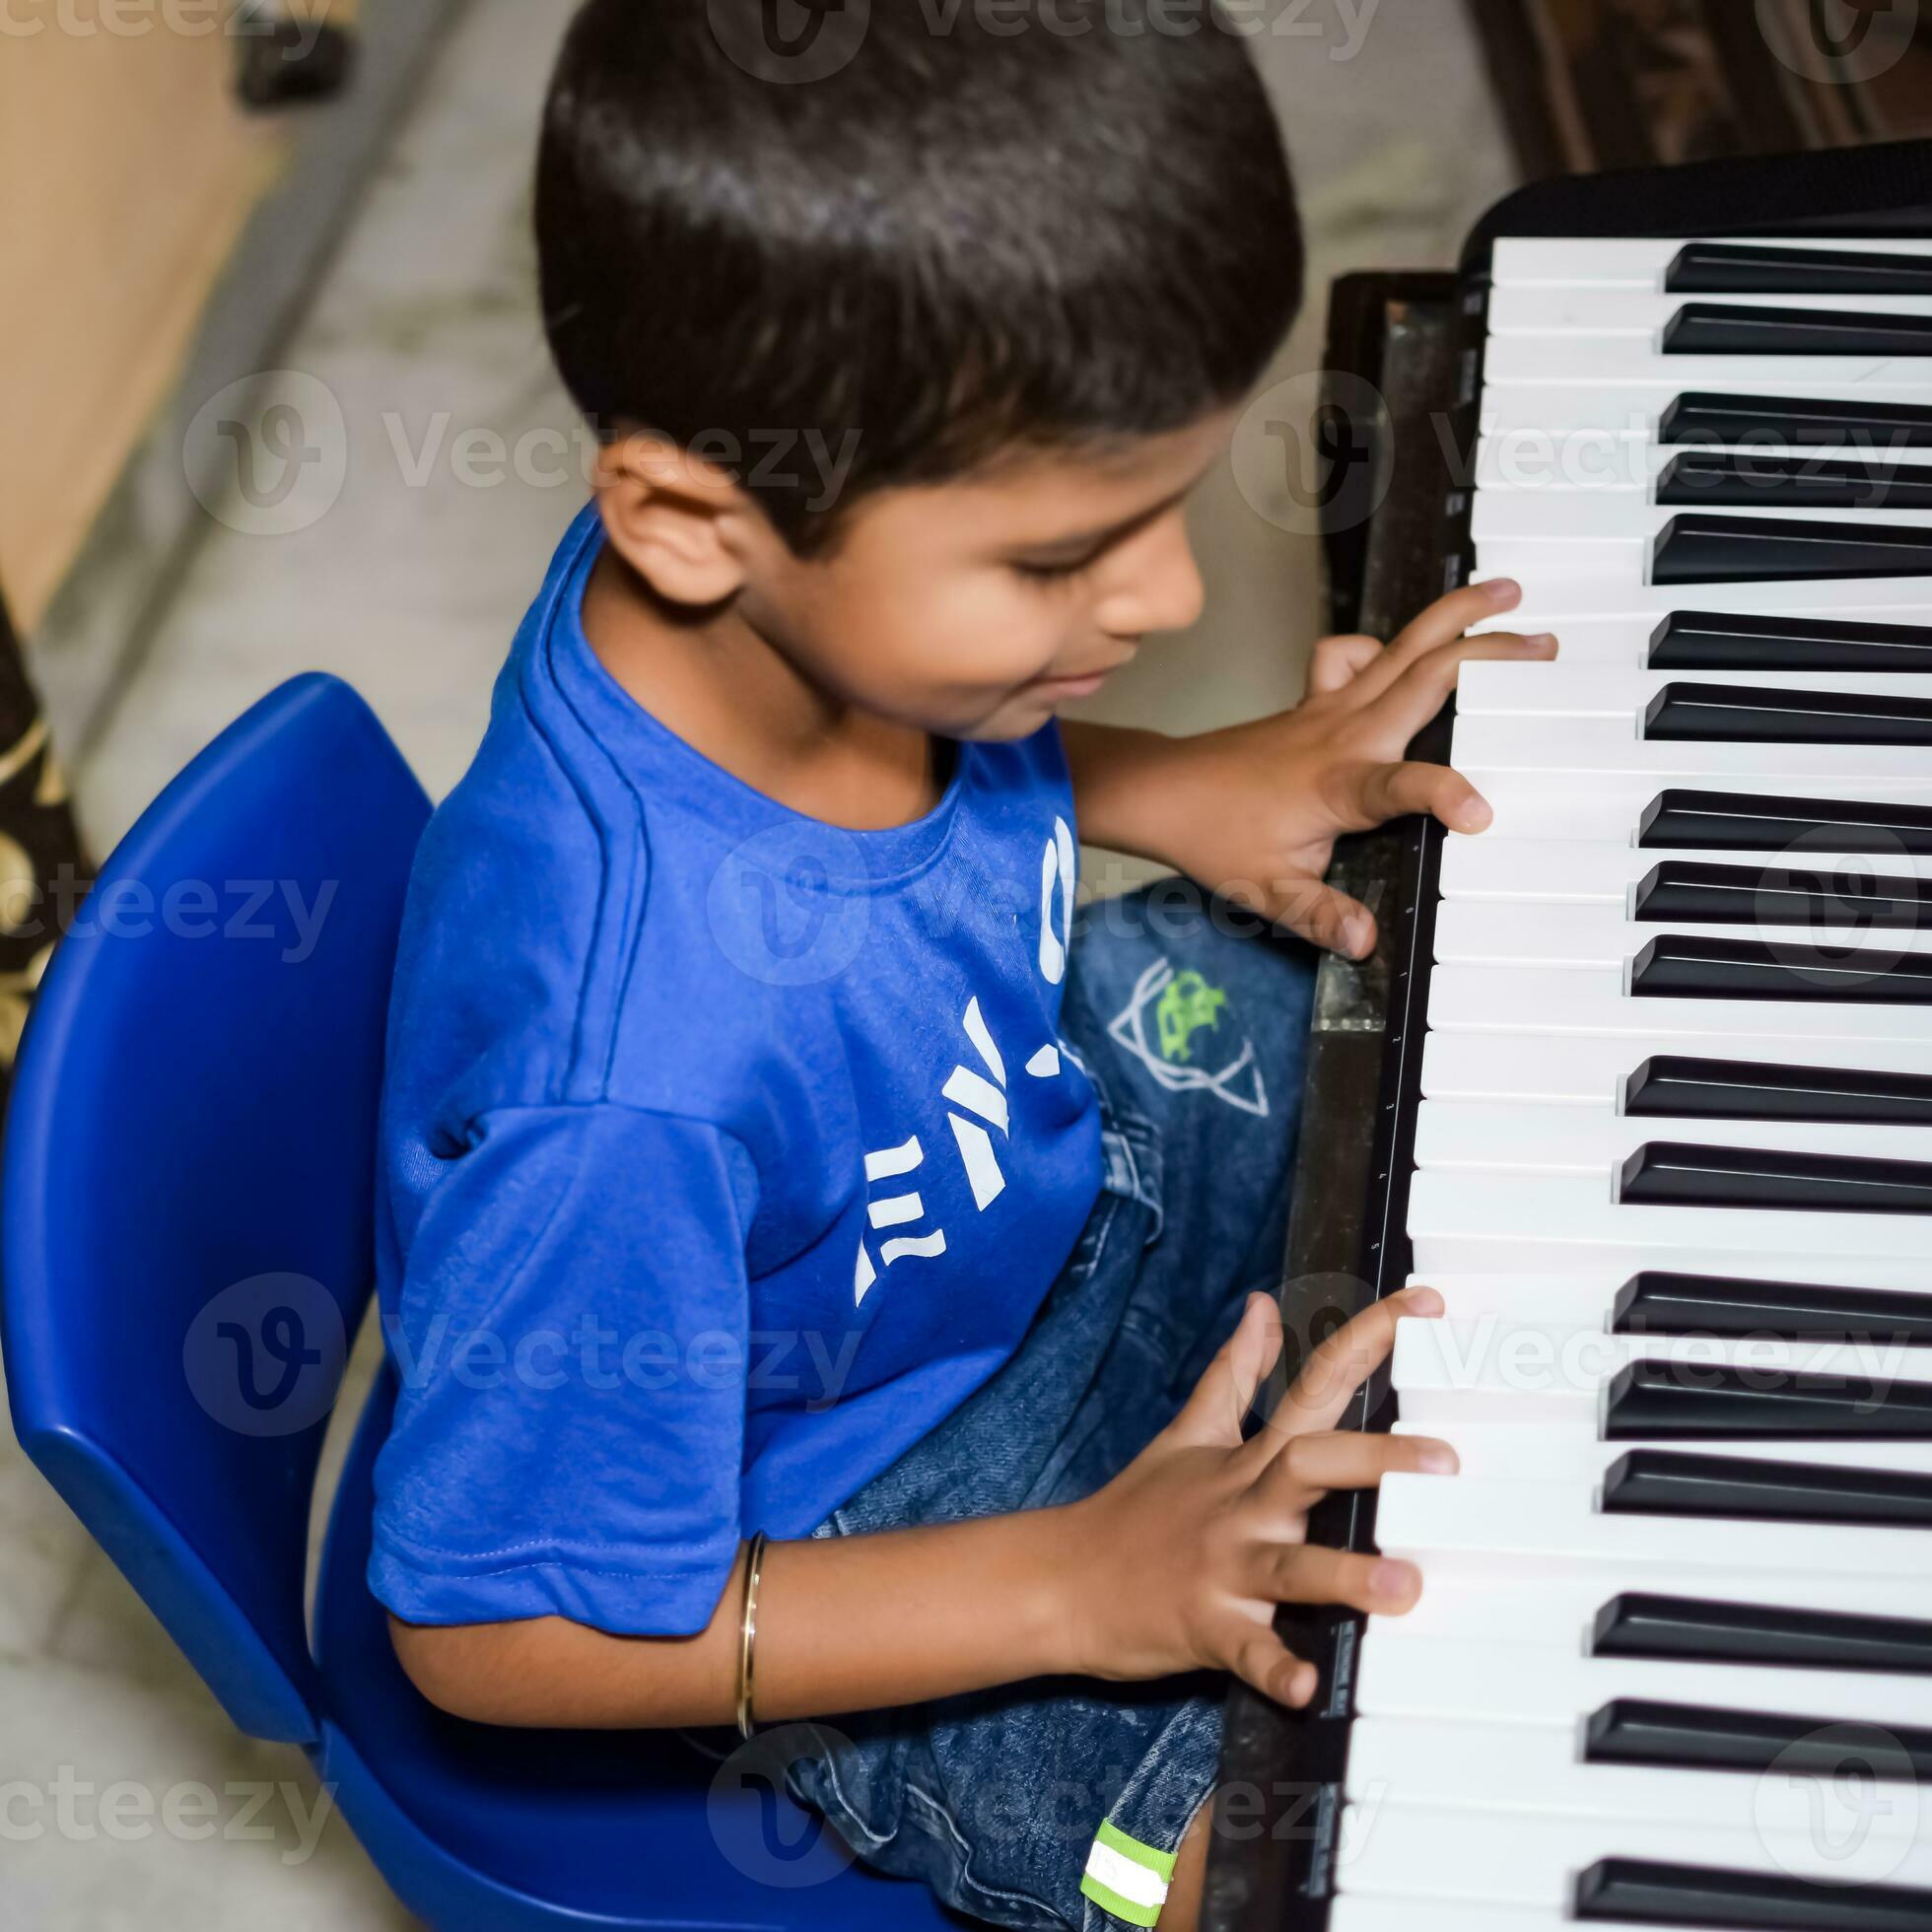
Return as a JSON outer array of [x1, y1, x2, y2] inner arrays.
[[1206, 142, 1932, 1932]]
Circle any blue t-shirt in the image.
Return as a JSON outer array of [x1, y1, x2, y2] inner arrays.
[[368, 504, 1104, 1634]]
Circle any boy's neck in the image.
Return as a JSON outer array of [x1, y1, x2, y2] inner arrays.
[[581, 545, 947, 830]]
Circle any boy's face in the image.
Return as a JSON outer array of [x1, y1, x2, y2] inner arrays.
[[735, 407, 1239, 742]]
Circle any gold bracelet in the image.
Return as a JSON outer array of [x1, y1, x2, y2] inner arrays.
[[736, 1532, 769, 1743]]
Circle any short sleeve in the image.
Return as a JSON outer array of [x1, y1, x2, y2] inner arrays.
[[369, 1103, 757, 1635]]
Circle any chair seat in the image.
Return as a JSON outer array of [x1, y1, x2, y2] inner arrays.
[[315, 1367, 974, 1931]]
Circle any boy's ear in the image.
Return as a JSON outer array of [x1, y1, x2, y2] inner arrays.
[[592, 431, 754, 608]]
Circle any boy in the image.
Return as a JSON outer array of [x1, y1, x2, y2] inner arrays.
[[373, 4, 1554, 1926]]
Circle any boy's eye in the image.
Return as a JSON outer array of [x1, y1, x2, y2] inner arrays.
[[1012, 554, 1095, 584]]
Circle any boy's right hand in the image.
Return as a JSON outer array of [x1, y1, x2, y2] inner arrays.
[[1061, 1285, 1454, 1707]]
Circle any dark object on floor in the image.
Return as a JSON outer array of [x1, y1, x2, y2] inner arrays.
[[0, 586, 90, 1096], [1467, 0, 1932, 177], [235, 18, 357, 110]]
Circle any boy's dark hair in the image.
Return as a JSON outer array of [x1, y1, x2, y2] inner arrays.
[[537, 0, 1301, 552]]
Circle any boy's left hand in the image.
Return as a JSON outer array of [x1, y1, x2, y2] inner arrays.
[[1154, 579, 1556, 958]]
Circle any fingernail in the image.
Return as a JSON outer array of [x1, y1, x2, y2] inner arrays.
[[1371, 1559, 1418, 1600], [1345, 915, 1373, 956], [1404, 1286, 1445, 1316], [1482, 577, 1521, 603], [1288, 1664, 1318, 1707], [1522, 632, 1557, 651], [1457, 796, 1493, 834], [1417, 1444, 1459, 1476]]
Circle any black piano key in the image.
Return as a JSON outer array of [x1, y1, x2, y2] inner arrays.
[[1667, 242, 1932, 299], [1586, 1699, 1931, 1778], [1578, 1856, 1932, 1932], [1623, 1054, 1932, 1125], [1619, 1139, 1932, 1214], [1637, 790, 1932, 854], [1648, 610, 1932, 671], [1604, 1358, 1932, 1439], [1662, 303, 1932, 358], [1593, 1591, 1932, 1675], [1614, 1270, 1932, 1343], [1656, 454, 1932, 513], [1601, 1448, 1932, 1528], [1630, 933, 1932, 1003], [1632, 861, 1925, 927], [1644, 680, 1932, 745], [1652, 515, 1932, 586], [1613, 1270, 1932, 1344], [1659, 392, 1932, 450]]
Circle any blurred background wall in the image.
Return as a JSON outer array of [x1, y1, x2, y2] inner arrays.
[[1, 21, 287, 633]]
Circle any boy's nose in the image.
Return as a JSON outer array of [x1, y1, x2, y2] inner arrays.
[[1095, 515, 1205, 640]]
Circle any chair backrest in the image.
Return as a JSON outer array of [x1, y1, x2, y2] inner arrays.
[[2, 676, 429, 1743]]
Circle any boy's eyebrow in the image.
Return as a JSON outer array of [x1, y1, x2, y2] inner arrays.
[[1005, 470, 1208, 562]]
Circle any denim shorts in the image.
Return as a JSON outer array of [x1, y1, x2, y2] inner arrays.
[[784, 888, 1317, 1929]]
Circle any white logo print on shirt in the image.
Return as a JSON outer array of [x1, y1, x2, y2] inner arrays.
[[852, 818, 1078, 1308]]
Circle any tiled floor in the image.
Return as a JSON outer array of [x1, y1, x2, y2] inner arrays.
[[5, 2, 1514, 1923]]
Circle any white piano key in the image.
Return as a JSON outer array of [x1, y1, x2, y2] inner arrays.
[[1478, 533, 1932, 585], [1472, 433, 1904, 493], [1405, 1273, 1627, 1329], [1484, 339, 1932, 390], [1452, 713, 1932, 783], [1373, 1548, 1932, 1641], [1358, 1630, 1932, 1731], [1396, 1422, 1932, 1485], [1473, 490, 1932, 542], [1391, 1319, 1932, 1428], [1483, 380, 1932, 441], [1477, 533, 1932, 587], [1427, 962, 1932, 1048], [1463, 771, 1932, 843], [1346, 1716, 1932, 1842], [1487, 286, 1932, 334], [1459, 662, 1932, 715], [1333, 1904, 1596, 1932], [1413, 1097, 1932, 1175], [1338, 1803, 1932, 1908], [1493, 568, 1932, 626], [1375, 1470, 1932, 1583], [1421, 1027, 1932, 1108], [1439, 836, 1932, 902], [1435, 901, 1932, 969], [1408, 1167, 1932, 1273], [1489, 237, 1932, 290]]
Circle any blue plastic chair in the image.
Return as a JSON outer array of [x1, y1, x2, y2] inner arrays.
[[2, 674, 969, 1930]]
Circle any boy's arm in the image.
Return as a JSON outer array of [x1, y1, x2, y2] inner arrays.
[[390, 1289, 1451, 1729], [1062, 581, 1557, 955]]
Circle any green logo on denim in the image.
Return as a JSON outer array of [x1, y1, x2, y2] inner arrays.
[[1154, 970, 1227, 1064]]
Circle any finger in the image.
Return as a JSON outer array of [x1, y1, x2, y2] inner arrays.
[[1255, 1543, 1424, 1617], [1166, 1291, 1283, 1449], [1256, 1430, 1459, 1513], [1381, 578, 1522, 667], [1261, 1285, 1444, 1444], [1355, 761, 1493, 837], [1357, 631, 1557, 736], [1268, 877, 1377, 959], [1223, 1625, 1318, 1708], [1307, 633, 1383, 697], [1352, 626, 1560, 719]]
